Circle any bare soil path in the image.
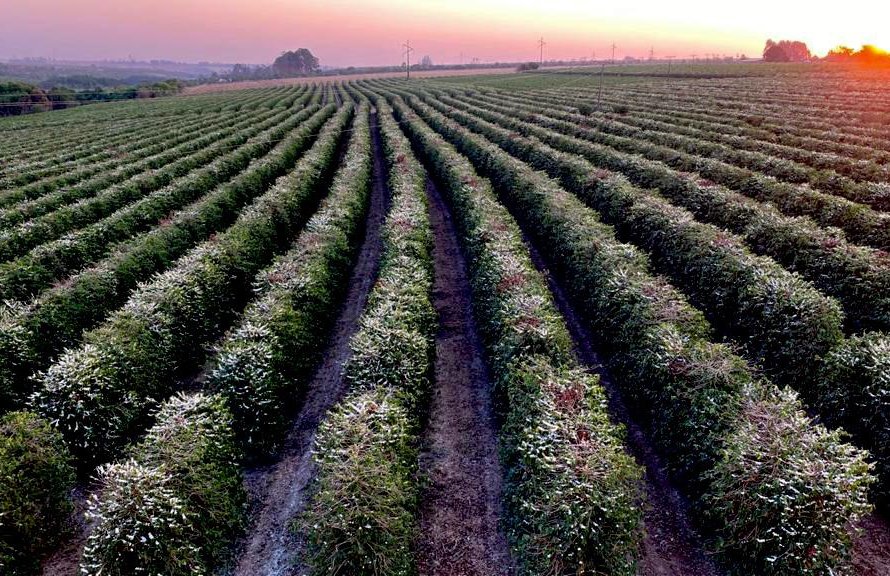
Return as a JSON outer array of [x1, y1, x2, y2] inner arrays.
[[853, 513, 890, 576], [416, 178, 514, 576], [40, 488, 89, 576], [228, 109, 389, 576], [521, 237, 723, 576]]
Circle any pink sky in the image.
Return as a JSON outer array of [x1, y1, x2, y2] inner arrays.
[[2, 1, 888, 66]]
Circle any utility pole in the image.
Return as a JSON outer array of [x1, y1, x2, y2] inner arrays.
[[538, 37, 546, 66], [598, 62, 606, 110], [403, 40, 414, 80], [649, 46, 655, 61], [611, 42, 617, 65]]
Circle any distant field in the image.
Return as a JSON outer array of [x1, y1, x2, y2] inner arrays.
[[183, 65, 515, 94], [2, 64, 890, 576]]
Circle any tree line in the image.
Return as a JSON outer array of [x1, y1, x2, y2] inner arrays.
[[763, 39, 890, 65], [0, 79, 185, 117]]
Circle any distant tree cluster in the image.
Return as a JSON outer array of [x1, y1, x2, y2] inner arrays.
[[516, 62, 540, 72], [272, 49, 320, 77], [224, 48, 321, 82], [0, 79, 184, 117], [762, 39, 812, 62], [825, 45, 890, 65]]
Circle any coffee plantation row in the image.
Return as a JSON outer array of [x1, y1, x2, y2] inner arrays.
[[0, 72, 888, 576]]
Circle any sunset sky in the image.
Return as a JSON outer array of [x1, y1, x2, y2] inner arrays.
[[2, 0, 888, 66]]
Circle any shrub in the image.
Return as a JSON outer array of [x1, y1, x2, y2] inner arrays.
[[817, 333, 890, 509], [0, 411, 75, 574], [704, 390, 874, 575], [305, 390, 417, 576], [502, 359, 642, 575], [81, 461, 203, 576], [81, 393, 245, 576]]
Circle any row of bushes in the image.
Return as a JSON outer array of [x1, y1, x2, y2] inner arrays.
[[402, 93, 874, 576], [513, 86, 890, 204], [206, 101, 373, 455], [612, 83, 890, 140], [1, 115, 168, 180], [423, 93, 842, 386], [548, 84, 890, 154], [446, 89, 890, 333], [0, 102, 321, 264], [590, 105, 889, 209], [459, 88, 890, 250], [1, 86, 310, 190], [0, 104, 285, 224], [66, 103, 374, 576], [0, 103, 323, 302], [17, 85, 311, 193], [0, 97, 334, 569], [0, 411, 75, 574], [302, 101, 435, 575], [428, 88, 890, 510], [0, 105, 337, 411], [588, 94, 890, 184], [1, 109, 244, 214], [389, 95, 645, 575], [80, 393, 244, 575], [2, 112, 202, 191], [578, 88, 890, 164], [28, 105, 353, 471], [0, 110, 211, 207]]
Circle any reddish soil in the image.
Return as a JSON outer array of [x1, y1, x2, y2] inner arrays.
[[40, 487, 90, 576], [227, 110, 389, 576], [417, 178, 514, 576], [852, 513, 890, 576], [520, 237, 723, 576]]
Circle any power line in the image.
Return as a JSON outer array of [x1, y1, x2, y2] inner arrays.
[[402, 40, 414, 80], [538, 37, 546, 66]]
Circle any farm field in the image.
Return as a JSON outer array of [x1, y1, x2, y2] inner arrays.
[[1, 66, 889, 576]]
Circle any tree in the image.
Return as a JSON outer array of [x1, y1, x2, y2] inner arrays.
[[0, 82, 51, 116], [763, 40, 789, 62], [419, 55, 433, 69], [825, 45, 855, 61], [516, 62, 540, 72], [272, 49, 320, 77], [824, 44, 890, 65], [762, 39, 811, 62]]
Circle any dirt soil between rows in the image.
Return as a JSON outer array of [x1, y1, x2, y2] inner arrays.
[[852, 512, 890, 576], [416, 178, 514, 576], [40, 487, 90, 576], [227, 109, 389, 576]]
